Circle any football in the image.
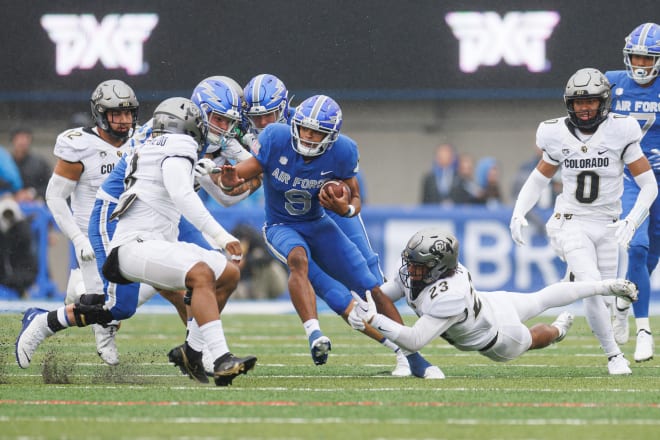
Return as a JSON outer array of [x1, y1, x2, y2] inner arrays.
[[321, 179, 350, 199]]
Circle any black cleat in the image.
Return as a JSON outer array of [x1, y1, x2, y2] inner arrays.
[[168, 343, 209, 384], [213, 352, 257, 386]]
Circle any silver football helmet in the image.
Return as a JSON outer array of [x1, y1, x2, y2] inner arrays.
[[564, 68, 611, 131], [399, 228, 459, 299], [90, 79, 139, 140], [151, 97, 209, 151]]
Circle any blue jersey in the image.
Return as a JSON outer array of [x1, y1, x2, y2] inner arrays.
[[606, 70, 660, 177], [256, 123, 358, 225]]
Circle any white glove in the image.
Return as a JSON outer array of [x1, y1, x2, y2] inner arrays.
[[608, 218, 636, 248], [194, 158, 218, 178], [240, 133, 258, 151], [509, 215, 528, 246], [72, 233, 95, 262], [347, 291, 376, 330]]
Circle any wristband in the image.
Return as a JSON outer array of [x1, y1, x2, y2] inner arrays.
[[343, 204, 356, 218], [218, 180, 234, 191]]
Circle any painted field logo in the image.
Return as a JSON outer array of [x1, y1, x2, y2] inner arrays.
[[445, 11, 560, 73], [41, 14, 159, 75]]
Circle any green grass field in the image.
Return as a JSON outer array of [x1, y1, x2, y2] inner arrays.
[[0, 310, 658, 440]]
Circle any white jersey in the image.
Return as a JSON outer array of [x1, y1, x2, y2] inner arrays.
[[53, 127, 130, 234], [537, 113, 644, 218], [110, 133, 199, 247], [386, 262, 498, 352]]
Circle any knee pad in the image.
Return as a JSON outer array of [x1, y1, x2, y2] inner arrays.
[[79, 293, 105, 305], [72, 302, 114, 327]]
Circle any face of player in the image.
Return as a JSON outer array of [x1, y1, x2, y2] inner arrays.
[[406, 262, 429, 283], [571, 98, 600, 122], [249, 110, 279, 130], [298, 127, 325, 148], [208, 112, 233, 135], [106, 109, 134, 136]]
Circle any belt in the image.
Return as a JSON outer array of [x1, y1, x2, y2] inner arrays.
[[479, 332, 498, 352], [554, 213, 573, 220]]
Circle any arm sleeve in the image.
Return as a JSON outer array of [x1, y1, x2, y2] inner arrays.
[[511, 168, 551, 218], [379, 278, 405, 302], [628, 169, 658, 228], [198, 174, 251, 207], [161, 157, 229, 240], [45, 173, 83, 241], [370, 313, 464, 352]]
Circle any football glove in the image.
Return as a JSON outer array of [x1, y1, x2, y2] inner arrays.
[[72, 233, 95, 262], [194, 158, 218, 178], [509, 215, 528, 246], [608, 218, 636, 248], [347, 291, 376, 331]]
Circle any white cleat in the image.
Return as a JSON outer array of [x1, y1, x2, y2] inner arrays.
[[92, 322, 120, 366], [607, 353, 632, 375], [551, 311, 574, 343], [633, 330, 654, 362], [423, 366, 445, 379], [15, 308, 53, 369], [612, 298, 630, 345], [391, 350, 412, 377], [604, 279, 638, 303]]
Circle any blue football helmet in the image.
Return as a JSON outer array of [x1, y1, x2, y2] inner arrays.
[[290, 95, 342, 157], [191, 76, 242, 148], [243, 74, 289, 134], [623, 22, 660, 85]]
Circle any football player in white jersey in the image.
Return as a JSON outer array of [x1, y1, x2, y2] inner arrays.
[[44, 79, 139, 365], [509, 68, 658, 375], [109, 97, 256, 385], [348, 228, 639, 375]]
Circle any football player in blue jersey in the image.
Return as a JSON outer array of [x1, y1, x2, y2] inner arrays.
[[220, 94, 443, 378], [242, 75, 413, 376], [606, 22, 660, 362]]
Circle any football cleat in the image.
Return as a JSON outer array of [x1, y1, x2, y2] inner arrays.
[[213, 352, 257, 386], [15, 308, 52, 369], [92, 321, 120, 366], [309, 331, 332, 366], [423, 366, 445, 379], [551, 311, 574, 343], [168, 343, 209, 384], [633, 330, 654, 362], [604, 279, 638, 303], [391, 350, 412, 377], [607, 353, 632, 375]]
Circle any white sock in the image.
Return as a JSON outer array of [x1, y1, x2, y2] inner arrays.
[[186, 318, 205, 352], [200, 320, 229, 361], [303, 319, 321, 338], [636, 318, 651, 333]]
